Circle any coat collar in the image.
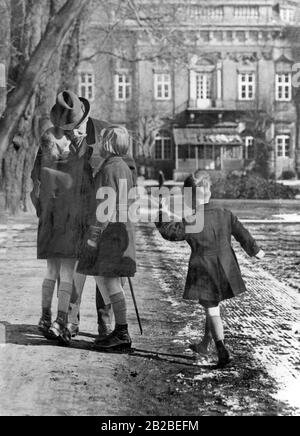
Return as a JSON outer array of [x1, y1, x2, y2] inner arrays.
[[86, 118, 96, 146], [93, 155, 124, 177], [86, 118, 110, 146]]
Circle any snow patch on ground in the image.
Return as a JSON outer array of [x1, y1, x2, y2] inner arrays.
[[11, 224, 32, 231], [160, 296, 181, 308], [272, 214, 300, 223], [273, 378, 300, 411], [253, 348, 300, 413]]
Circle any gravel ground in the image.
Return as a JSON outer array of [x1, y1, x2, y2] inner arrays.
[[0, 205, 299, 416]]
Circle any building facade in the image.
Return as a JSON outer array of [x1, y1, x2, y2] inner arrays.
[[79, 0, 300, 180], [0, 0, 9, 116]]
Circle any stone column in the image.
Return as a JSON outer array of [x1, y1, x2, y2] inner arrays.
[[216, 62, 222, 106]]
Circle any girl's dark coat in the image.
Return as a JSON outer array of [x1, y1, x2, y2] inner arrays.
[[77, 155, 136, 278], [31, 118, 108, 259], [156, 203, 261, 303]]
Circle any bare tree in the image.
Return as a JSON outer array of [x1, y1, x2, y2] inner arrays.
[[137, 115, 166, 159], [0, 0, 185, 211], [241, 110, 274, 178], [0, 0, 91, 212], [0, 0, 90, 163]]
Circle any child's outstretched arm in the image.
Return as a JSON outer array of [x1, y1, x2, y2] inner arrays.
[[155, 198, 186, 242], [230, 212, 265, 259]]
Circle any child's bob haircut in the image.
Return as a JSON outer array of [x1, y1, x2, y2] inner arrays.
[[184, 170, 212, 190], [184, 170, 212, 209], [99, 125, 130, 157]]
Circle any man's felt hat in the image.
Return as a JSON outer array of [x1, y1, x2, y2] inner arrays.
[[50, 90, 90, 131]]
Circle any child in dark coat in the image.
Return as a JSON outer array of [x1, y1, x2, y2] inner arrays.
[[156, 170, 265, 368], [77, 126, 136, 351]]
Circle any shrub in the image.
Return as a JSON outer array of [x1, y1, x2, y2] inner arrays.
[[211, 173, 298, 200], [280, 170, 296, 181]]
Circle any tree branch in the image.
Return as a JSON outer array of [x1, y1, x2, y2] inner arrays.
[[0, 0, 91, 162]]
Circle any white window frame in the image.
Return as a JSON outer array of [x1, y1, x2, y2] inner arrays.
[[280, 8, 295, 23], [196, 72, 212, 101], [154, 135, 172, 160], [276, 135, 290, 158], [244, 136, 255, 159], [238, 72, 256, 101], [115, 73, 132, 102], [276, 73, 292, 102], [78, 72, 95, 102], [154, 73, 172, 101]]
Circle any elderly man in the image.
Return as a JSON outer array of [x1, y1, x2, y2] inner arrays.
[[31, 90, 113, 342]]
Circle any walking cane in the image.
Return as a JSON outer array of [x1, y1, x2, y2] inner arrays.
[[128, 277, 143, 336]]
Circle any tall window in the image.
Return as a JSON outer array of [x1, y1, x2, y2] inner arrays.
[[197, 145, 221, 170], [276, 73, 292, 101], [276, 135, 290, 158], [79, 72, 95, 101], [115, 73, 131, 101], [154, 134, 172, 160], [196, 73, 212, 100], [223, 146, 243, 159], [244, 136, 255, 159], [280, 8, 295, 23], [154, 74, 171, 100], [178, 145, 195, 160], [238, 73, 255, 101]]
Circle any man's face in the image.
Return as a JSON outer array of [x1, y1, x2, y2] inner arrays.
[[65, 119, 88, 142]]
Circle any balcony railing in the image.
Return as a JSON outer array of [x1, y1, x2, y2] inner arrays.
[[187, 99, 259, 112], [188, 99, 214, 110]]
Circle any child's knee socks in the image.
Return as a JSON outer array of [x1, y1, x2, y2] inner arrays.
[[42, 279, 56, 314], [110, 292, 127, 326], [57, 282, 73, 323]]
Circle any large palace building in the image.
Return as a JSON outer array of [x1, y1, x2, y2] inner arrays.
[[80, 0, 300, 180]]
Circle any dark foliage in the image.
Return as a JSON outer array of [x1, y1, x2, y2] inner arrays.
[[212, 173, 298, 200]]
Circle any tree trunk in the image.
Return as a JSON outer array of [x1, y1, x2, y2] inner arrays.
[[0, 0, 90, 163], [3, 93, 37, 212]]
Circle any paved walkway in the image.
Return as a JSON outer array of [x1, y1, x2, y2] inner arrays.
[[0, 213, 299, 416]]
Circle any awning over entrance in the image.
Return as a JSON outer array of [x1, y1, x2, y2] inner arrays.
[[173, 128, 243, 146]]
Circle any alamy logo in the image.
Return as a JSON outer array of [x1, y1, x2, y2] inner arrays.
[[95, 180, 205, 234]]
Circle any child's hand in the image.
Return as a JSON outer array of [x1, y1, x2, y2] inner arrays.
[[255, 249, 265, 260], [86, 226, 102, 250], [87, 239, 98, 249]]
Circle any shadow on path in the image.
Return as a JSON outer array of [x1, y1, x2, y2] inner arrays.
[[0, 321, 213, 369]]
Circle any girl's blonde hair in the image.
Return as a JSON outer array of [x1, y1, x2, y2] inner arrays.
[[99, 125, 130, 157]]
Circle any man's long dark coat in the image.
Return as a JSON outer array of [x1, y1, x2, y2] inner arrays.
[[31, 118, 108, 259]]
